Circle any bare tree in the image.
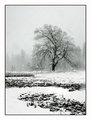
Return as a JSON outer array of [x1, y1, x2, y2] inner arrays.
[[34, 24, 79, 71]]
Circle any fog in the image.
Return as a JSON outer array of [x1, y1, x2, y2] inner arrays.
[[6, 6, 85, 55]]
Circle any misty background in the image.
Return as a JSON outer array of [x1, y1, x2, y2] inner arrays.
[[6, 6, 85, 72]]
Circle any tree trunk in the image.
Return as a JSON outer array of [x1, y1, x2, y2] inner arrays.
[[52, 64, 56, 71]]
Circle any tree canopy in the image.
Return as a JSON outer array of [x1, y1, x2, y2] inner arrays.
[[33, 24, 81, 71]]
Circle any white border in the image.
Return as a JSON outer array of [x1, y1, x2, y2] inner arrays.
[[0, 0, 90, 120]]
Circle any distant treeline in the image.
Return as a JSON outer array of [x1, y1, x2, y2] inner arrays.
[[6, 44, 85, 72]]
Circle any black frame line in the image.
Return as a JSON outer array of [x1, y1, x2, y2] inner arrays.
[[4, 4, 87, 116]]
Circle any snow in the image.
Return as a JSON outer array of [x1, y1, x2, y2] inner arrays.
[[6, 71, 85, 84], [6, 71, 85, 114], [6, 87, 85, 114], [6, 87, 60, 114], [35, 71, 85, 84], [35, 71, 85, 83]]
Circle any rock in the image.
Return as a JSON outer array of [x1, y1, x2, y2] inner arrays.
[[18, 93, 86, 115], [27, 102, 31, 107], [30, 102, 34, 106], [34, 104, 37, 108], [69, 87, 75, 92], [50, 106, 60, 112]]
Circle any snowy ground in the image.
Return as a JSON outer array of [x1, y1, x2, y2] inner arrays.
[[6, 70, 85, 115], [6, 70, 85, 84], [35, 70, 85, 84]]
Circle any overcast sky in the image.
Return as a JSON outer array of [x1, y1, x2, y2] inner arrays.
[[6, 6, 85, 55]]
